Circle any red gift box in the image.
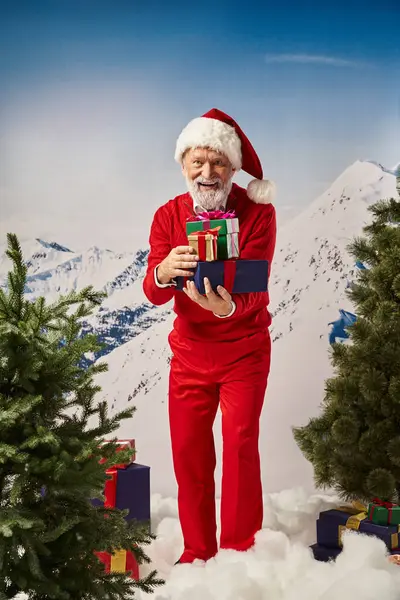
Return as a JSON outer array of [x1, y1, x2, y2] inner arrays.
[[96, 549, 139, 580], [95, 551, 111, 573], [99, 439, 136, 470]]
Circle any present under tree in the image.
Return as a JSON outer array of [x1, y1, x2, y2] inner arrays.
[[0, 234, 164, 599]]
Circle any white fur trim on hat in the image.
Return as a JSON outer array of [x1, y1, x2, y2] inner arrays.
[[175, 117, 242, 170], [247, 178, 276, 204]]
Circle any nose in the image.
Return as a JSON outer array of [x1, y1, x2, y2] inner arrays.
[[201, 162, 213, 179]]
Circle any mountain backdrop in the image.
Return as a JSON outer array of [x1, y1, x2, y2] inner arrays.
[[0, 160, 398, 499]]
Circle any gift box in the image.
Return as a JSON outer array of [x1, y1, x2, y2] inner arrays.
[[95, 549, 139, 580], [310, 543, 341, 562], [92, 463, 151, 525], [93, 463, 150, 582], [186, 210, 240, 260], [176, 259, 269, 295], [316, 507, 400, 551], [115, 463, 151, 524], [99, 439, 136, 470], [367, 499, 400, 526], [188, 228, 219, 261]]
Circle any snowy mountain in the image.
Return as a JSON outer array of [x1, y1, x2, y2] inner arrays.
[[0, 159, 398, 502], [0, 239, 171, 361]]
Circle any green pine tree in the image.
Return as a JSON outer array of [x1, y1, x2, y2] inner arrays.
[[293, 169, 400, 504], [0, 234, 164, 599]]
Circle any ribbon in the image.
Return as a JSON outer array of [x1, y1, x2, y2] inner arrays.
[[372, 498, 396, 509], [352, 500, 368, 512], [187, 209, 236, 222], [229, 232, 239, 257], [223, 260, 237, 293], [111, 549, 127, 572], [337, 504, 368, 546]]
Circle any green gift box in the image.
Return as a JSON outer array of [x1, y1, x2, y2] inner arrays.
[[186, 213, 240, 260], [367, 500, 400, 526]]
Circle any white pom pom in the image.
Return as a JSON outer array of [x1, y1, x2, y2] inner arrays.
[[247, 179, 276, 204]]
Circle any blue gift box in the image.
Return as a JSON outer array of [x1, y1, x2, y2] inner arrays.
[[91, 463, 150, 524], [316, 508, 400, 551], [176, 259, 269, 294], [310, 543, 341, 562]]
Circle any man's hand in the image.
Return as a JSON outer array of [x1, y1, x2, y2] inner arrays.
[[183, 277, 233, 316], [157, 246, 199, 284]]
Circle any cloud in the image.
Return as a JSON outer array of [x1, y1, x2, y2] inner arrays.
[[265, 53, 362, 67]]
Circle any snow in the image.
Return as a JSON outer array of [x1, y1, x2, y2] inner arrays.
[[13, 488, 400, 600], [134, 488, 400, 600]]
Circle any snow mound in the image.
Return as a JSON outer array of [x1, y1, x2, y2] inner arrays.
[[137, 488, 400, 600]]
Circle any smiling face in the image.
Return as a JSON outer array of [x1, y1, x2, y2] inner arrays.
[[182, 147, 236, 210]]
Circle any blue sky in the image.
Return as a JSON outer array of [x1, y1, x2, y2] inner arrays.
[[1, 0, 399, 248]]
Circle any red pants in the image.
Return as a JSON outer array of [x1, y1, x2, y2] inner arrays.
[[168, 328, 271, 563]]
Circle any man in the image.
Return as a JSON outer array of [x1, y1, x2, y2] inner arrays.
[[143, 108, 277, 564]]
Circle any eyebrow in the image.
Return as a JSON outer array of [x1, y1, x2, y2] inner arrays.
[[192, 153, 226, 162]]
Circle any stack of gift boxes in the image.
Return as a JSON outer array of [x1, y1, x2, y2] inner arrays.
[[311, 499, 400, 562], [93, 439, 150, 580], [176, 209, 269, 294]]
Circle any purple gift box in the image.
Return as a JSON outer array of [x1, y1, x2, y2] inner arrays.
[[176, 259, 269, 295], [317, 508, 400, 551], [91, 463, 150, 524]]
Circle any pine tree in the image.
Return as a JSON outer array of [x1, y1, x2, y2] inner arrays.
[[0, 234, 164, 599], [293, 169, 400, 504]]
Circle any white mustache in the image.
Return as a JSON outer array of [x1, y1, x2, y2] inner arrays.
[[195, 177, 221, 186]]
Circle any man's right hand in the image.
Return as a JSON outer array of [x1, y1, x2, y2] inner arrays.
[[156, 246, 199, 285]]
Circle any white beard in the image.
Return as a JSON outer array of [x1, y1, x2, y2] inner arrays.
[[186, 175, 233, 211]]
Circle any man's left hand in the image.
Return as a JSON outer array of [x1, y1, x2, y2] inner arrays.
[[183, 278, 233, 316]]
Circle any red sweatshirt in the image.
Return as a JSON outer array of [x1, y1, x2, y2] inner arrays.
[[143, 183, 276, 342]]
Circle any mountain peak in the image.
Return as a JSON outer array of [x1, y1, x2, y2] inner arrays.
[[36, 239, 73, 253]]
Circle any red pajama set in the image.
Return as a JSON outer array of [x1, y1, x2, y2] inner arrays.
[[143, 182, 276, 563]]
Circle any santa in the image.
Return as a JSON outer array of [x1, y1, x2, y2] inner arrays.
[[143, 108, 277, 564]]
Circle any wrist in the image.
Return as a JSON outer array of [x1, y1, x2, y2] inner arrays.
[[156, 264, 172, 285], [214, 300, 235, 318]]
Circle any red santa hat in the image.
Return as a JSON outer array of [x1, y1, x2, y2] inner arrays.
[[174, 108, 276, 204]]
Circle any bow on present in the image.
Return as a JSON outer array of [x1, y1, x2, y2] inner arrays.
[[187, 209, 236, 222], [187, 210, 238, 232], [372, 498, 396, 509]]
